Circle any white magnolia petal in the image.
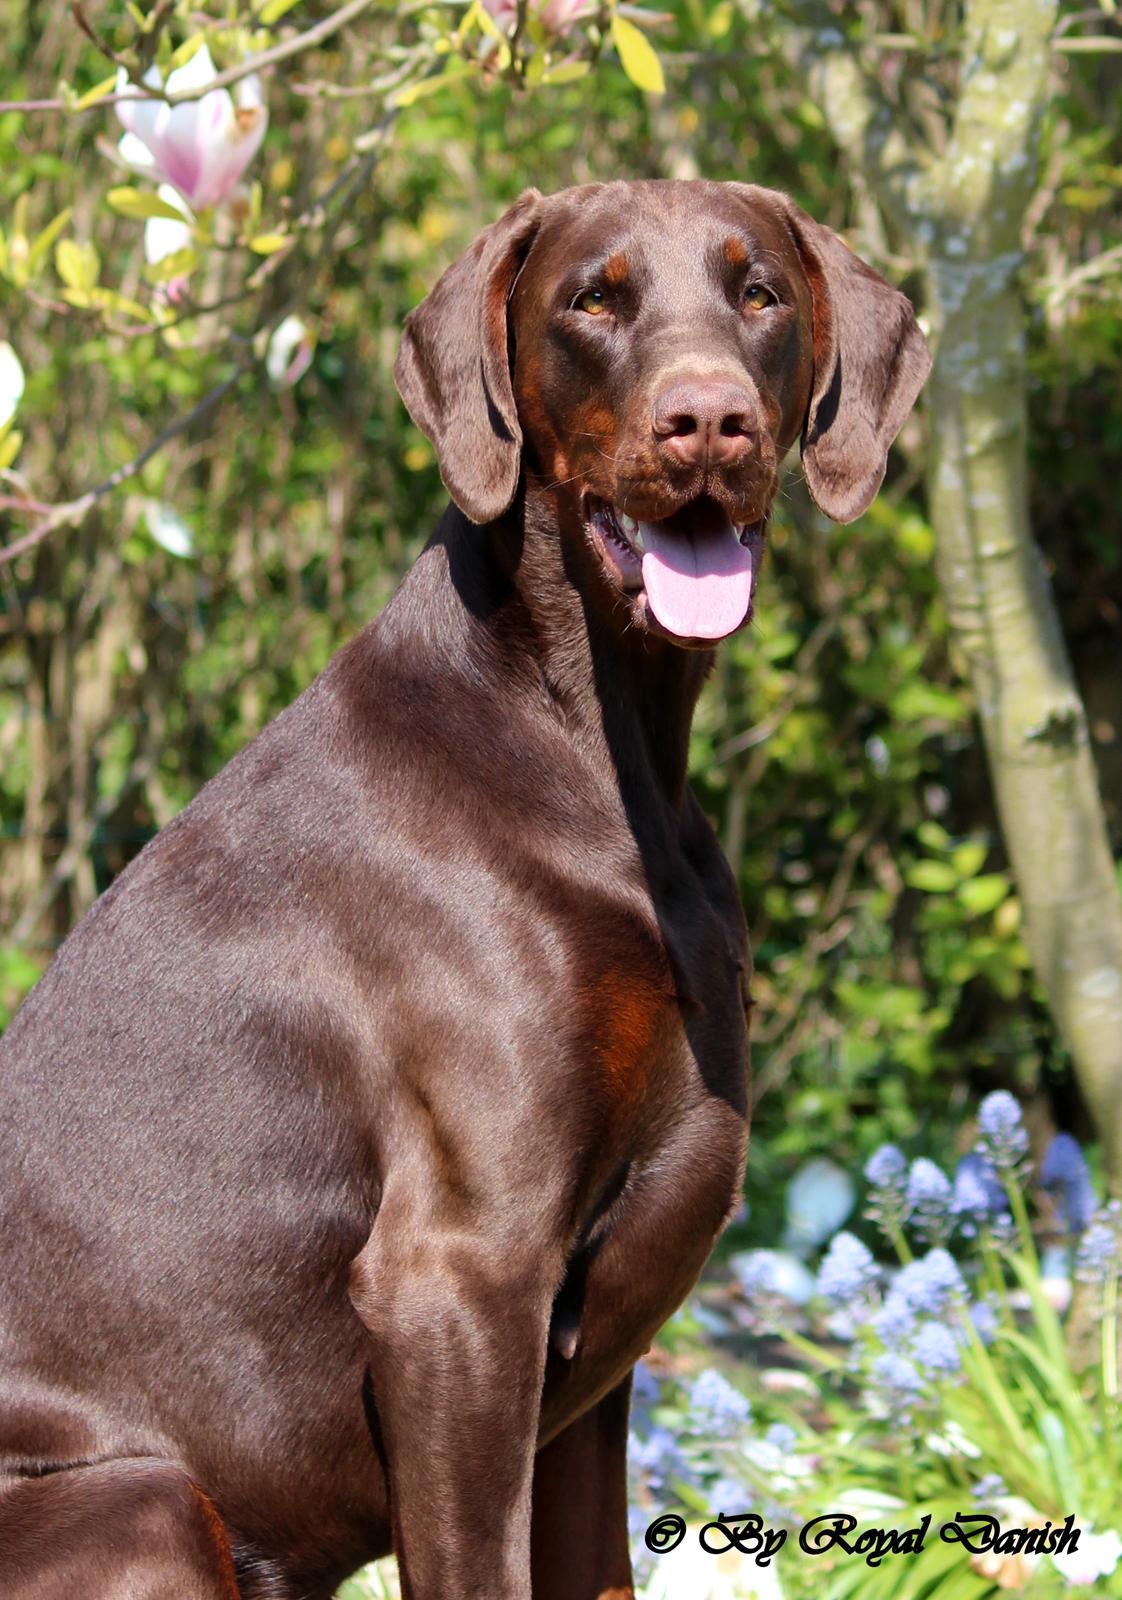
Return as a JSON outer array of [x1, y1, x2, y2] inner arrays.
[[235, 72, 265, 112], [144, 500, 194, 558], [114, 63, 162, 136], [266, 316, 307, 386], [117, 130, 157, 172], [0, 341, 25, 431], [144, 186, 194, 265], [163, 41, 219, 98]]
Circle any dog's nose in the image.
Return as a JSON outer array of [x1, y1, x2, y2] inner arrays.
[[652, 379, 758, 469]]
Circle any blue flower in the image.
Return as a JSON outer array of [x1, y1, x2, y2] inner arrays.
[[815, 1231, 879, 1305], [1075, 1207, 1121, 1286], [872, 1289, 916, 1345], [972, 1473, 1007, 1502], [630, 1425, 686, 1491], [865, 1144, 908, 1190], [732, 1248, 816, 1306], [710, 1476, 752, 1516], [895, 1248, 966, 1314], [907, 1158, 952, 1245], [864, 1145, 911, 1241], [951, 1152, 1009, 1235], [765, 1422, 798, 1453], [1041, 1133, 1097, 1234], [968, 1299, 999, 1345], [631, 1360, 661, 1419], [870, 1352, 925, 1395], [976, 1090, 1029, 1175], [912, 1321, 962, 1377], [686, 1369, 752, 1439]]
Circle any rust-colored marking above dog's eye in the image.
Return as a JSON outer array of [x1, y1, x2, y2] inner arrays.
[[603, 251, 629, 286], [723, 235, 749, 266]]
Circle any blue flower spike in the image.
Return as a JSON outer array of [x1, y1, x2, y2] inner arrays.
[[906, 1158, 953, 1246], [976, 1089, 1030, 1176], [1041, 1132, 1097, 1235], [816, 1231, 879, 1305]]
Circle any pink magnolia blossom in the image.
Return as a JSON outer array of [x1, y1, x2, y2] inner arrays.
[[481, 0, 589, 36], [116, 44, 267, 212]]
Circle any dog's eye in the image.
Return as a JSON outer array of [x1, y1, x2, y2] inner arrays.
[[575, 288, 608, 316], [743, 284, 775, 312]]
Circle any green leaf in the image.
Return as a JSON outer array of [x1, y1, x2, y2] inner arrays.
[[107, 187, 191, 223], [916, 820, 951, 851], [538, 60, 592, 85], [0, 428, 22, 471], [957, 874, 1010, 915], [610, 14, 665, 94], [475, 4, 512, 67], [390, 64, 477, 107], [55, 237, 99, 292], [891, 680, 969, 722], [951, 840, 988, 878], [248, 233, 290, 255], [256, 0, 302, 21], [90, 287, 152, 321], [144, 247, 198, 284], [707, 1, 734, 38], [905, 860, 959, 892], [74, 72, 118, 110], [27, 206, 72, 273]]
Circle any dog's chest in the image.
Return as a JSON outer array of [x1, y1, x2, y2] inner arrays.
[[568, 857, 749, 1139]]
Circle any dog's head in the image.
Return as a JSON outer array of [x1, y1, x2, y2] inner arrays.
[[395, 181, 931, 648]]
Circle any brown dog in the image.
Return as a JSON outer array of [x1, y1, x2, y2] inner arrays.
[[0, 181, 929, 1599]]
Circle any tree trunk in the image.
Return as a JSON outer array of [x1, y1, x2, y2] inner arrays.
[[780, 0, 1122, 1174], [925, 0, 1122, 1174]]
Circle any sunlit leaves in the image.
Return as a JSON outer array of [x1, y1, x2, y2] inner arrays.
[[610, 13, 665, 94]]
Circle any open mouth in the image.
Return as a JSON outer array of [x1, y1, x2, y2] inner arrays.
[[585, 495, 765, 643]]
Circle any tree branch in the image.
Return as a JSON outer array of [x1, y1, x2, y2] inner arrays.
[[0, 371, 241, 566], [0, 0, 382, 115], [771, 0, 937, 230]]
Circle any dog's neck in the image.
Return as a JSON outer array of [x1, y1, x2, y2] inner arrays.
[[402, 497, 713, 808]]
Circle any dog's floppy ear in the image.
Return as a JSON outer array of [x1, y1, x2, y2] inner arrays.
[[394, 189, 543, 526], [773, 193, 931, 524]]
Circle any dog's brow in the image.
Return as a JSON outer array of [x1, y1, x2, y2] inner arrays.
[[603, 251, 629, 285]]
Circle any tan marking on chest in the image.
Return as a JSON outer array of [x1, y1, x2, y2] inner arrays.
[[583, 964, 673, 1117]]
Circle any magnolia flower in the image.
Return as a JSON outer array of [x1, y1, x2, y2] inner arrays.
[[266, 315, 315, 390], [482, 0, 590, 36], [0, 341, 24, 431], [116, 44, 267, 212], [144, 501, 194, 558]]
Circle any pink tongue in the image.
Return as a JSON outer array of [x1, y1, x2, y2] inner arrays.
[[640, 511, 753, 640]]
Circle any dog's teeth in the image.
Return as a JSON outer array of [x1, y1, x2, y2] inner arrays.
[[618, 512, 638, 539]]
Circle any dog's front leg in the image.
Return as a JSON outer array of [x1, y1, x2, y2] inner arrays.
[[530, 1375, 634, 1600], [349, 1173, 560, 1600]]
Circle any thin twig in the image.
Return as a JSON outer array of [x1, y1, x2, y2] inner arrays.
[[0, 0, 382, 115], [0, 371, 241, 566]]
